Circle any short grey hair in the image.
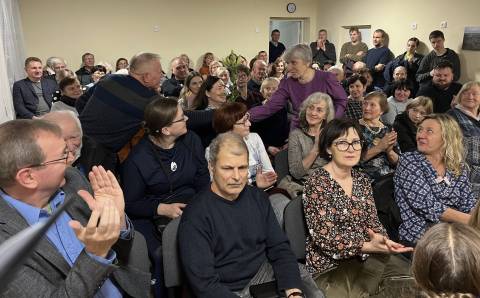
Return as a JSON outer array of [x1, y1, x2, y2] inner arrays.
[[41, 110, 83, 136], [208, 132, 248, 166], [47, 57, 66, 68], [0, 120, 62, 188], [284, 44, 312, 65], [298, 92, 335, 130], [129, 52, 160, 74]]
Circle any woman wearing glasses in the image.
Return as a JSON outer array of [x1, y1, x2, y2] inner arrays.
[[303, 118, 412, 297], [121, 97, 210, 297], [209, 102, 277, 189]]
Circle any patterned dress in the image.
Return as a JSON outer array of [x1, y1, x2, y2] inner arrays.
[[359, 123, 399, 180], [394, 151, 477, 244], [303, 167, 387, 274]]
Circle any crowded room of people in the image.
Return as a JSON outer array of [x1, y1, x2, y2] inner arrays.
[[1, 0, 480, 297]]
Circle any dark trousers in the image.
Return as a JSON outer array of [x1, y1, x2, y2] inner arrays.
[[133, 219, 167, 298]]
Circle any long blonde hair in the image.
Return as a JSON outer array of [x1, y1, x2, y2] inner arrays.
[[420, 114, 464, 176]]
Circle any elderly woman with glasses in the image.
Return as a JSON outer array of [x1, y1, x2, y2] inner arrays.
[[121, 96, 210, 297], [303, 118, 412, 297]]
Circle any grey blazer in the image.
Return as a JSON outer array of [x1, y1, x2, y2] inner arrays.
[[0, 167, 151, 298]]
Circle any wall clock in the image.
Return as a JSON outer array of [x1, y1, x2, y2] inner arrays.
[[287, 3, 296, 13]]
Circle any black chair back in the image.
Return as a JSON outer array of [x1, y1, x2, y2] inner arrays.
[[283, 197, 308, 262]]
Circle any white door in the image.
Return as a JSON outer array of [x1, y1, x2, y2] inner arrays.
[[270, 19, 304, 50]]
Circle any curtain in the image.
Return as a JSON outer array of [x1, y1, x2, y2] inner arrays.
[[0, 0, 26, 123]]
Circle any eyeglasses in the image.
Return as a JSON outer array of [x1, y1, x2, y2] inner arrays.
[[170, 114, 188, 125], [28, 152, 70, 168], [333, 140, 363, 152], [234, 113, 250, 126]]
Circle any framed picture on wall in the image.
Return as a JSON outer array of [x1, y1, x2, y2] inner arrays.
[[462, 27, 480, 50]]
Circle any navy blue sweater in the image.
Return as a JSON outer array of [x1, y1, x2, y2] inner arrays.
[[178, 185, 302, 297], [364, 47, 393, 88], [122, 131, 209, 219]]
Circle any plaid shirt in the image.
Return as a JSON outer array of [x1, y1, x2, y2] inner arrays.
[[464, 136, 480, 197], [447, 107, 480, 138], [344, 99, 363, 121]]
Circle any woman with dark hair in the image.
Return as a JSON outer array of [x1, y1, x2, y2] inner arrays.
[[121, 96, 209, 297], [303, 118, 412, 297], [178, 71, 203, 110], [51, 76, 83, 115], [210, 102, 276, 188], [115, 57, 129, 71], [192, 75, 226, 110], [344, 74, 367, 121], [381, 80, 414, 125], [413, 223, 480, 297]]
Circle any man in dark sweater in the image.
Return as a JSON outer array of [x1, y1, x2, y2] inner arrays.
[[416, 30, 461, 86], [161, 56, 190, 98], [269, 29, 286, 63], [248, 59, 267, 93], [364, 29, 393, 88], [178, 133, 323, 298], [310, 29, 336, 68], [75, 52, 95, 86], [416, 61, 461, 113]]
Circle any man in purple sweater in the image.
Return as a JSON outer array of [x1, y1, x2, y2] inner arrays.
[[249, 44, 347, 129]]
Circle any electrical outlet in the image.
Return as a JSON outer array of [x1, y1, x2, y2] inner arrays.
[[153, 25, 160, 32], [440, 21, 447, 29], [255, 27, 260, 33]]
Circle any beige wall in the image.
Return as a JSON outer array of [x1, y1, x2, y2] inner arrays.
[[19, 0, 318, 72], [316, 0, 480, 83]]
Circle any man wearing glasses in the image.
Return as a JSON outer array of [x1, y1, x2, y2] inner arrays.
[[0, 119, 150, 297]]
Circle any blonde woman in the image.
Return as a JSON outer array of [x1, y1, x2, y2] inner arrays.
[[394, 114, 477, 246]]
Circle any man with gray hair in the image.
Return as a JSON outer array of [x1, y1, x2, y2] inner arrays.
[[248, 59, 267, 93], [161, 56, 190, 98], [79, 52, 163, 170], [43, 110, 110, 175], [0, 119, 150, 297], [178, 132, 324, 298]]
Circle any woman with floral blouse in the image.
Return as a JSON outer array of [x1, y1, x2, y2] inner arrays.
[[303, 118, 412, 297], [394, 114, 477, 246]]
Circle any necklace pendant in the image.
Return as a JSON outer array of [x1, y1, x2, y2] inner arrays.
[[170, 161, 177, 172]]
